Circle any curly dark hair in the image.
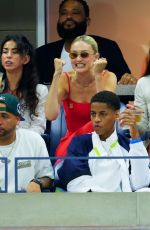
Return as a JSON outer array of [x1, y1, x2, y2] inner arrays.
[[0, 34, 39, 118], [91, 90, 120, 111], [59, 0, 90, 17]]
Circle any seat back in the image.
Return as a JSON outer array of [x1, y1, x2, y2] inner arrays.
[[50, 106, 67, 156], [41, 120, 51, 154]]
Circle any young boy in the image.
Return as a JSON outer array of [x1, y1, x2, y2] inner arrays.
[[57, 91, 150, 192]]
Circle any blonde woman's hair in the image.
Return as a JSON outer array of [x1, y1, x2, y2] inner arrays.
[[71, 35, 98, 53]]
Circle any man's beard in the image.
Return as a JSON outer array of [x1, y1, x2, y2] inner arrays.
[[57, 19, 87, 40]]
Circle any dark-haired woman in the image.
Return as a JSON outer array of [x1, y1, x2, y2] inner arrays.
[[0, 34, 48, 134]]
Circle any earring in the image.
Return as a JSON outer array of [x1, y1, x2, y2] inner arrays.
[[0, 74, 5, 93]]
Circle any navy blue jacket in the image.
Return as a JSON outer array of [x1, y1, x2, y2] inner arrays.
[[58, 132, 130, 190]]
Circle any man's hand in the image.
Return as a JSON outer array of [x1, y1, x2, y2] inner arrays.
[[26, 181, 41, 193], [118, 73, 138, 85]]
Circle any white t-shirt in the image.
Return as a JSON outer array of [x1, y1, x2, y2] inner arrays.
[[60, 45, 73, 72], [18, 84, 48, 134], [0, 129, 54, 193]]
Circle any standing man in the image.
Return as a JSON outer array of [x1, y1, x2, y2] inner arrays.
[[36, 0, 137, 85], [0, 93, 54, 193]]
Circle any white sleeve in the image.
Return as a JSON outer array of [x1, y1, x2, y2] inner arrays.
[[34, 135, 54, 179], [29, 84, 48, 134], [134, 80, 148, 136], [129, 140, 150, 191], [67, 175, 94, 192], [67, 175, 108, 192]]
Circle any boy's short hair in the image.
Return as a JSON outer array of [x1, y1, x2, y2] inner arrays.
[[91, 90, 120, 110]]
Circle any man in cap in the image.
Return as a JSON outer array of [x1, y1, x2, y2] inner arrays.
[[0, 93, 54, 193]]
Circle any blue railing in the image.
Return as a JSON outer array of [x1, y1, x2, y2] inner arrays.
[[0, 157, 8, 193], [0, 155, 150, 193], [14, 157, 50, 193]]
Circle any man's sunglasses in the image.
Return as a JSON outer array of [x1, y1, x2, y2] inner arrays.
[[69, 51, 94, 59]]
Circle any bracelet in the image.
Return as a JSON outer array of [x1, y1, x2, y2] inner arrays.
[[130, 138, 142, 144], [30, 178, 42, 189]]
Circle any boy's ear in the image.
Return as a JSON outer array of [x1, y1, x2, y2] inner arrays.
[[115, 110, 120, 120]]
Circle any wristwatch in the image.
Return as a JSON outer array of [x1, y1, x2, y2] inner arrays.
[[30, 178, 42, 189]]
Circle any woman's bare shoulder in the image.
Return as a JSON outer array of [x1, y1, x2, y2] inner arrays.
[[100, 70, 116, 81], [61, 71, 76, 82], [58, 71, 74, 98], [103, 70, 116, 77]]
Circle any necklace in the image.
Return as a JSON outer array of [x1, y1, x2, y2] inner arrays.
[[73, 71, 95, 88], [0, 139, 17, 164], [76, 78, 95, 88]]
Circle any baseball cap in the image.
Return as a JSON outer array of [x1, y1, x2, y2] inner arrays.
[[0, 93, 24, 120]]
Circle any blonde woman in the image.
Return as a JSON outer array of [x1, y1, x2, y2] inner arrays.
[[45, 35, 117, 158]]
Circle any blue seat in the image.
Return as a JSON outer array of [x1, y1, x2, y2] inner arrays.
[[50, 106, 67, 157], [41, 120, 51, 154]]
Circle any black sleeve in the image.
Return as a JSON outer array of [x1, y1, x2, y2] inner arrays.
[[92, 35, 131, 81]]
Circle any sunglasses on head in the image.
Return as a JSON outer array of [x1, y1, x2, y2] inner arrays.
[[69, 51, 94, 59]]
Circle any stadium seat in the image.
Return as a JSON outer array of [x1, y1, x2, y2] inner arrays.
[[41, 120, 51, 153], [49, 106, 67, 157]]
